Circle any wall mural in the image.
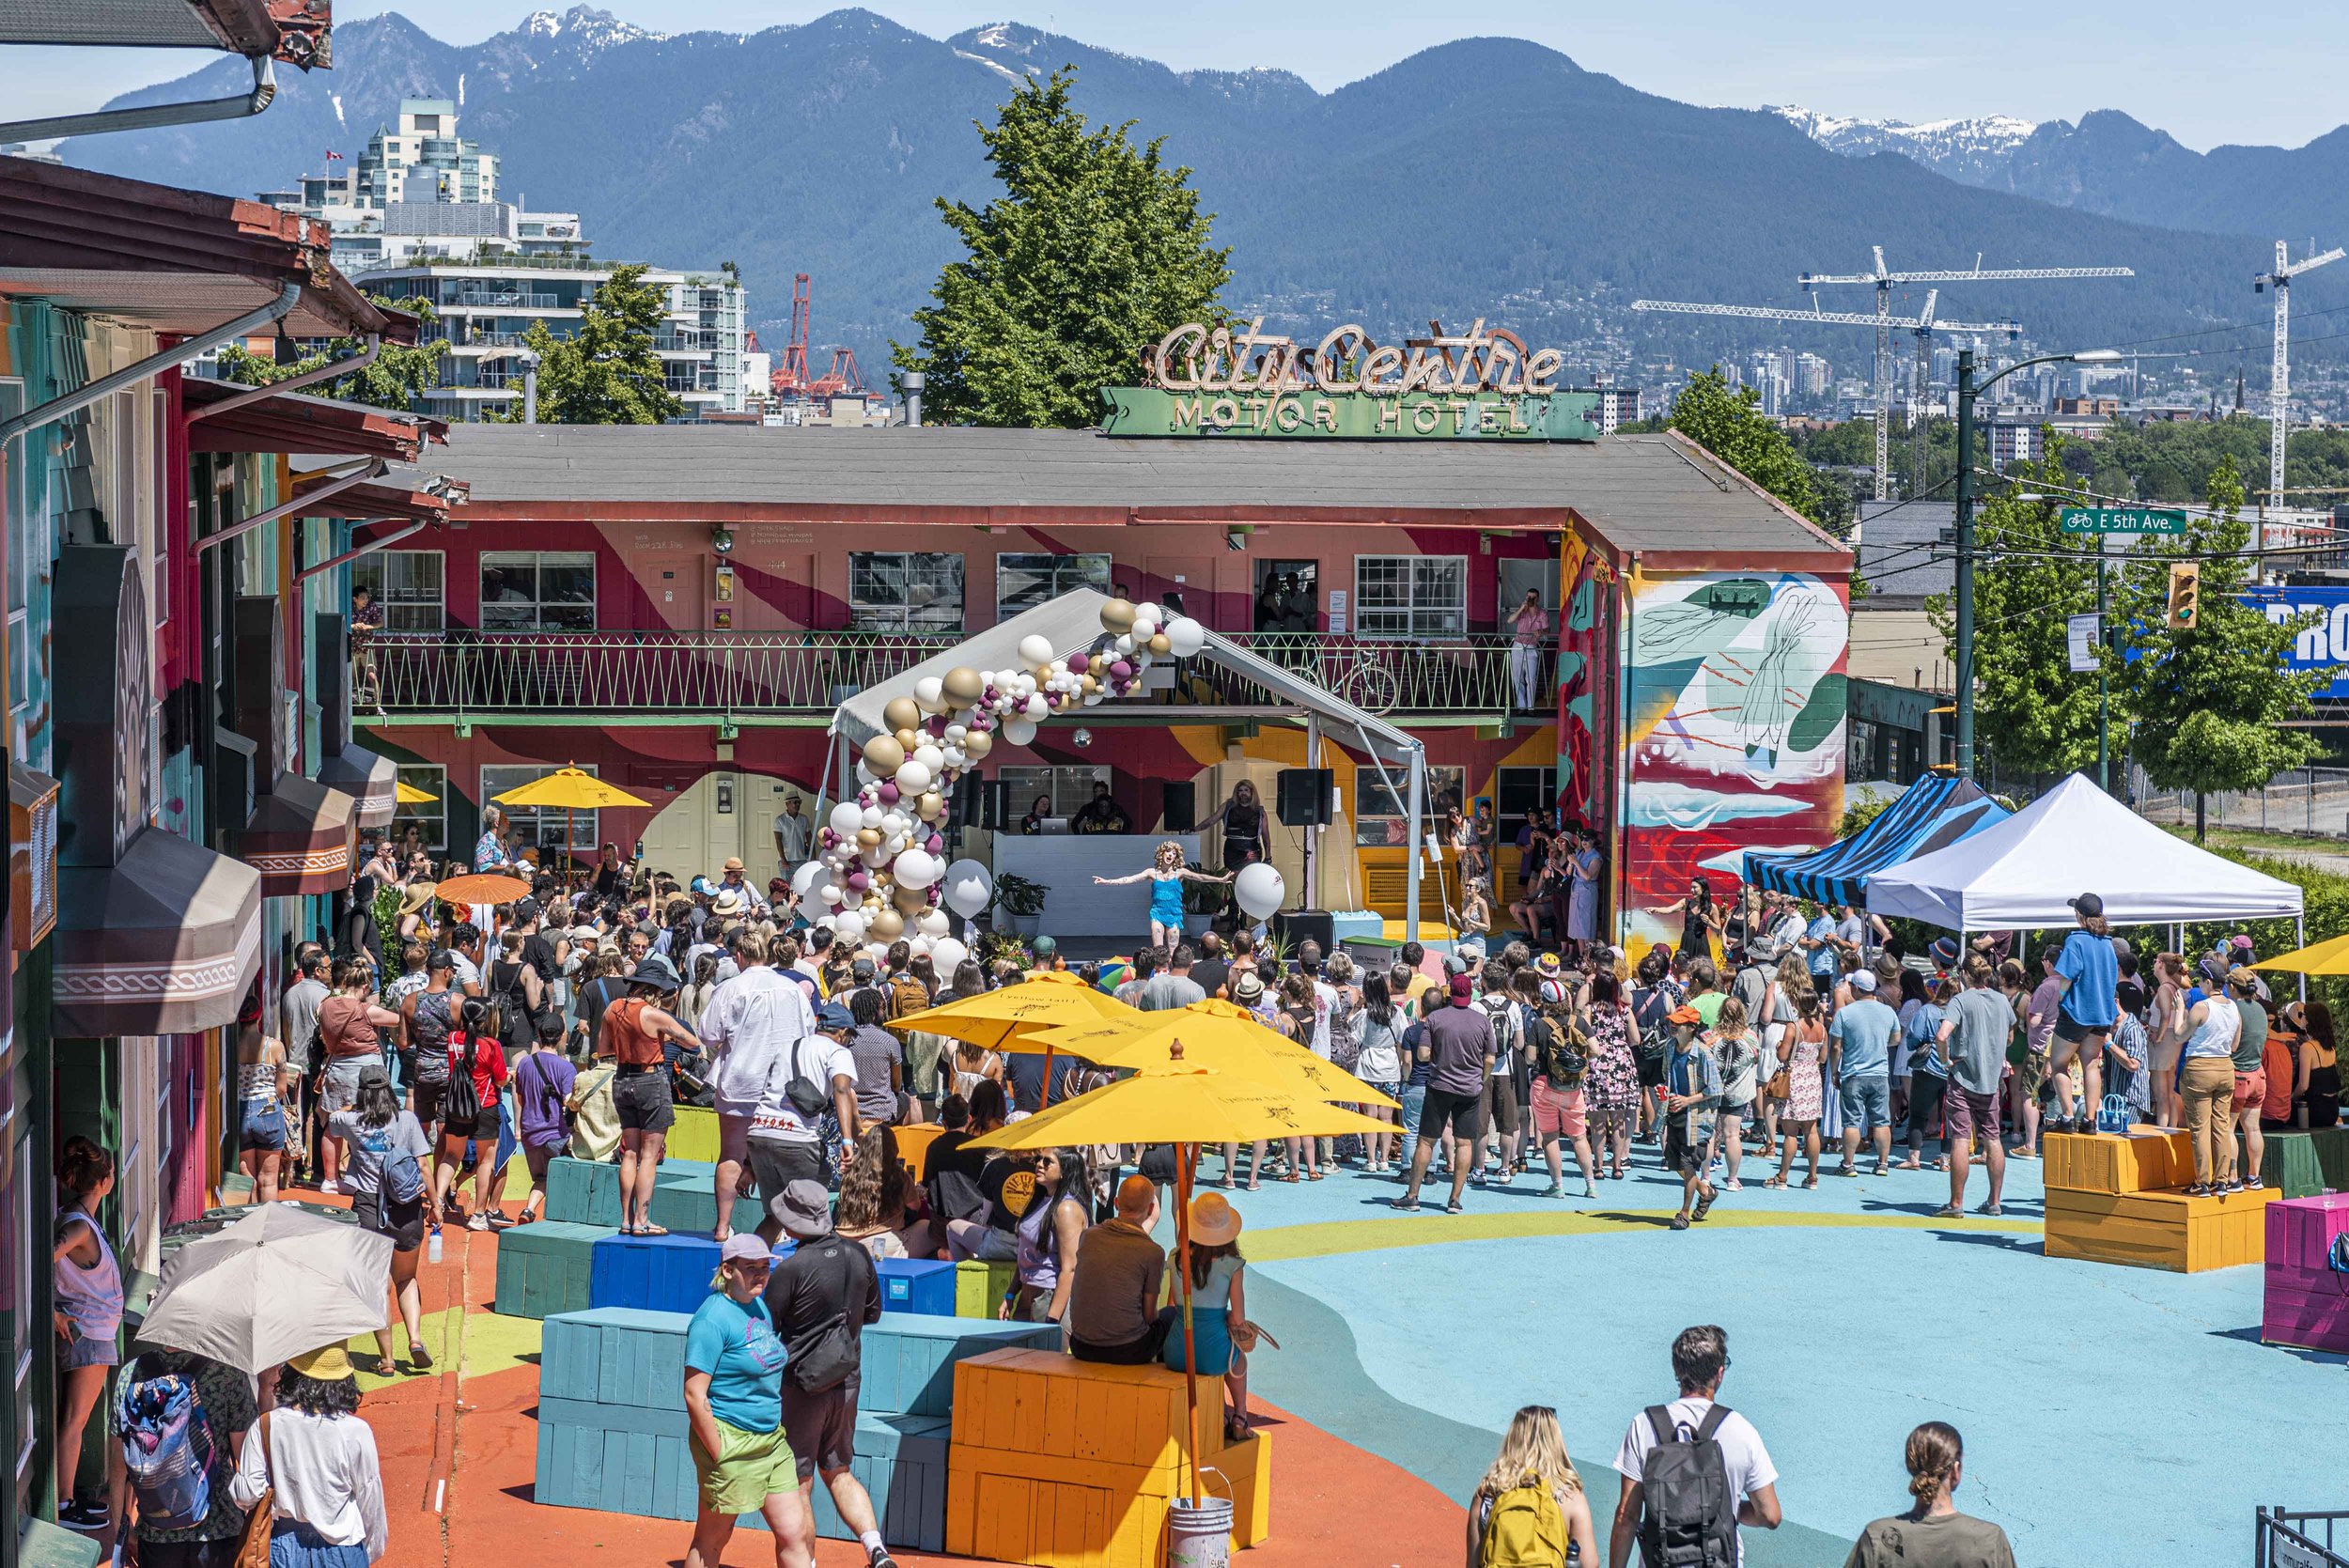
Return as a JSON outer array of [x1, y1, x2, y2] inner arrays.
[[1619, 569, 1848, 955]]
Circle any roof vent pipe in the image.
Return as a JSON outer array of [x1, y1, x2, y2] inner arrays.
[[901, 370, 924, 429]]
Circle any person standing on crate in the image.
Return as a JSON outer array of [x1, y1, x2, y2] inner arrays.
[[682, 1234, 813, 1568], [761, 1181, 896, 1568], [698, 927, 820, 1245]]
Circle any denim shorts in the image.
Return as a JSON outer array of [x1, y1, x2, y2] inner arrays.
[[1839, 1074, 1892, 1132], [62, 1327, 120, 1369], [240, 1097, 289, 1152]]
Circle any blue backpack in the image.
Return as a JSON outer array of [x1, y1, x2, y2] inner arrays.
[[117, 1359, 216, 1530], [376, 1115, 428, 1205]]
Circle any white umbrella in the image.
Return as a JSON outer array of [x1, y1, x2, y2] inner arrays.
[[137, 1204, 393, 1373]]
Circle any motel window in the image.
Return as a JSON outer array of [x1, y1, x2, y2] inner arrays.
[[996, 765, 1112, 826], [1495, 767, 1559, 843], [351, 550, 446, 631], [480, 551, 594, 631], [392, 763, 447, 854], [996, 552, 1111, 622], [1354, 765, 1465, 848], [849, 552, 963, 634], [481, 764, 600, 862], [1355, 556, 1467, 641]]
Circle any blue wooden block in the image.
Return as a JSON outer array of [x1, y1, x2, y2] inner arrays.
[[589, 1232, 723, 1315], [545, 1157, 623, 1227], [808, 1413, 952, 1553], [540, 1307, 694, 1407], [492, 1220, 612, 1319], [873, 1258, 956, 1317], [534, 1410, 697, 1521], [856, 1312, 1061, 1418]]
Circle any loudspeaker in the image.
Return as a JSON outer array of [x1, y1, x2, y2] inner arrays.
[[1161, 780, 1197, 833], [953, 770, 983, 830], [1271, 908, 1335, 955], [983, 779, 1013, 832], [1276, 768, 1333, 828]]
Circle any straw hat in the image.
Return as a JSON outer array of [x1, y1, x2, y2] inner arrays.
[[1189, 1190, 1242, 1247], [288, 1343, 356, 1382], [398, 881, 438, 916]]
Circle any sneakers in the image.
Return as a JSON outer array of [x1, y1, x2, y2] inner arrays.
[[867, 1548, 899, 1568], [465, 1213, 490, 1232], [319, 1178, 341, 1196], [57, 1500, 108, 1531], [1542, 1182, 1566, 1199], [1930, 1203, 1963, 1219]]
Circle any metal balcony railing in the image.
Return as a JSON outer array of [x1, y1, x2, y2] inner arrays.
[[371, 630, 1524, 721]]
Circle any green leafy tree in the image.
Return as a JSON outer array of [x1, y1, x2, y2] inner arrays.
[[1670, 369, 1825, 524], [1924, 440, 2105, 777], [2115, 455, 2330, 840], [893, 67, 1231, 428], [506, 263, 682, 425], [215, 295, 447, 411]]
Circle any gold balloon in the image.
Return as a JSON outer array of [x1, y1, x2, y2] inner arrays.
[[1100, 598, 1136, 634], [1149, 632, 1171, 656], [963, 730, 993, 760], [856, 828, 881, 848], [1081, 674, 1100, 692], [894, 884, 930, 916], [868, 908, 905, 941], [917, 791, 944, 821], [863, 735, 906, 774], [941, 665, 984, 705], [882, 696, 923, 734], [895, 727, 920, 752]]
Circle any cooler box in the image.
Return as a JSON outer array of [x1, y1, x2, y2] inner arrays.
[[492, 1221, 610, 1319], [875, 1258, 956, 1316], [589, 1232, 723, 1315]]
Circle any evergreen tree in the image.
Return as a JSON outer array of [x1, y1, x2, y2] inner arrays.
[[1669, 369, 1825, 525], [216, 295, 447, 411], [510, 263, 682, 425], [1925, 441, 2104, 777], [2115, 455, 2330, 840], [893, 68, 1231, 428]]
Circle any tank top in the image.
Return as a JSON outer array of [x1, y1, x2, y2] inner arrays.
[[605, 996, 664, 1066], [318, 994, 381, 1059], [237, 1056, 282, 1102], [1016, 1192, 1078, 1290], [410, 990, 454, 1081], [55, 1207, 123, 1336], [2184, 996, 2240, 1059]]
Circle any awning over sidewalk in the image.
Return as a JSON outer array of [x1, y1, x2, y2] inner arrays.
[[316, 743, 397, 831], [55, 828, 262, 1037], [183, 378, 448, 463], [241, 773, 358, 896]]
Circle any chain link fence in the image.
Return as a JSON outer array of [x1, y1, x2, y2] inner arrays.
[[2133, 765, 2349, 841]]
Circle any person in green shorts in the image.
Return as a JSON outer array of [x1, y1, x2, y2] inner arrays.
[[683, 1234, 813, 1568]]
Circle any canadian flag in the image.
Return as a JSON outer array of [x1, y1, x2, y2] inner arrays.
[[324, 149, 343, 163]]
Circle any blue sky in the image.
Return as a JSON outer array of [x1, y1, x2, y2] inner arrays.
[[1, 1, 2329, 152]]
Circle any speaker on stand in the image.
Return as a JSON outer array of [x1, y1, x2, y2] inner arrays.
[[1275, 768, 1333, 827], [983, 779, 1013, 832], [1161, 780, 1197, 834]]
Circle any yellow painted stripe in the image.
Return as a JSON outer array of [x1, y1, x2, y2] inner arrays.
[[1245, 1206, 2035, 1264]]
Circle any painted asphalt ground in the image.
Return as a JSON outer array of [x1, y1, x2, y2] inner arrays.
[[1208, 1143, 2342, 1566]]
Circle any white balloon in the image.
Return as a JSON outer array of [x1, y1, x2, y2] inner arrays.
[[819, 883, 845, 906], [894, 758, 932, 796], [879, 812, 907, 837], [894, 847, 941, 889], [1018, 633, 1055, 666], [1131, 601, 1159, 629], [913, 675, 946, 711], [1234, 862, 1286, 920], [1003, 717, 1037, 746], [910, 935, 934, 957], [942, 747, 968, 770], [829, 801, 863, 838], [1025, 694, 1049, 719], [854, 762, 876, 784], [1164, 616, 1206, 658], [913, 743, 945, 774], [931, 937, 969, 973], [791, 860, 825, 896], [1115, 633, 1136, 655], [941, 859, 992, 918], [917, 908, 952, 939], [945, 724, 968, 743], [862, 804, 884, 830]]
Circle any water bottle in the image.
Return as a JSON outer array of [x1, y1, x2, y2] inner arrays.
[[427, 1225, 443, 1264]]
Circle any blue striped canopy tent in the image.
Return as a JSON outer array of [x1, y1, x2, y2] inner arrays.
[[1743, 776, 2010, 909]]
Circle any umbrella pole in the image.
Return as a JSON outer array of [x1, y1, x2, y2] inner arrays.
[[1177, 1141, 1201, 1505], [1039, 1044, 1057, 1111]]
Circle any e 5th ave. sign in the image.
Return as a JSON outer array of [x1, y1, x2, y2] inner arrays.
[[1101, 388, 1600, 441], [2060, 506, 2188, 535]]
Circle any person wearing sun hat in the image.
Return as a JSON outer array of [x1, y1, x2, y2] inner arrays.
[[227, 1344, 389, 1565], [1161, 1189, 1260, 1442]]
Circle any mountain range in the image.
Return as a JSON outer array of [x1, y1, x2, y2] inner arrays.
[[51, 8, 2329, 378]]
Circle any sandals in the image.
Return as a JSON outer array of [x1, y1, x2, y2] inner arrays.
[[1692, 1187, 1717, 1221], [375, 1357, 398, 1377], [1800, 1175, 1819, 1189], [1670, 1214, 1691, 1231], [409, 1342, 433, 1370], [1762, 1176, 1786, 1189]]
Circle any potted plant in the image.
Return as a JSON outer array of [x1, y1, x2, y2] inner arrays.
[[993, 872, 1050, 938], [1181, 861, 1225, 936]]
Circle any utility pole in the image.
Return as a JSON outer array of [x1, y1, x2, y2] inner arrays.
[[1954, 349, 1977, 779], [2097, 530, 2109, 793]]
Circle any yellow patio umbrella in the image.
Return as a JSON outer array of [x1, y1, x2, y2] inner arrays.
[[394, 780, 438, 806], [492, 766, 652, 888], [2254, 932, 2349, 975], [890, 970, 1147, 1107], [965, 1048, 1387, 1501], [1027, 998, 1401, 1110]]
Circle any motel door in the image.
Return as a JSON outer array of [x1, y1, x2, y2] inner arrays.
[[1146, 556, 1221, 629], [641, 771, 756, 884], [1498, 557, 1560, 620]]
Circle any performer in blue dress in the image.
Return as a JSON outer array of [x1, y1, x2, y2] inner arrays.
[[1097, 839, 1231, 951]]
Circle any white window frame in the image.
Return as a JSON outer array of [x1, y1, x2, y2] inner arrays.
[[848, 551, 963, 634], [481, 763, 599, 861], [1, 379, 29, 723], [352, 548, 446, 631], [393, 763, 448, 855], [994, 551, 1112, 623], [480, 550, 595, 632], [1354, 764, 1465, 848], [1354, 554, 1468, 642]]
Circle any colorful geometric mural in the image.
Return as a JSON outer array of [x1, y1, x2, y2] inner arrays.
[[1553, 526, 1613, 833], [1619, 568, 1848, 953]]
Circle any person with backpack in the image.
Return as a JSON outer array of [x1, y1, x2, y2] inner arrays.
[[397, 951, 461, 1136], [331, 1065, 436, 1375], [512, 1016, 580, 1224], [1524, 973, 1597, 1200], [1473, 966, 1527, 1186], [761, 1180, 895, 1568], [107, 1338, 256, 1566], [1608, 1326, 1780, 1568], [1661, 1007, 1723, 1232], [1470, 1405, 1596, 1568], [430, 997, 512, 1232]]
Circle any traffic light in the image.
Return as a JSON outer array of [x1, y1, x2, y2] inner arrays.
[[2166, 562, 2201, 630]]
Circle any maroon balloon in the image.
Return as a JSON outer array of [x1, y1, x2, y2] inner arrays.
[[877, 782, 900, 805], [1066, 651, 1090, 674], [926, 833, 945, 855], [926, 714, 950, 737], [1111, 660, 1133, 679], [846, 870, 870, 892]]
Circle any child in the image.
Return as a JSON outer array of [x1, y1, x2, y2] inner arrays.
[[1095, 840, 1230, 952], [1662, 1004, 1722, 1230], [512, 1014, 579, 1223], [1161, 1191, 1257, 1441]]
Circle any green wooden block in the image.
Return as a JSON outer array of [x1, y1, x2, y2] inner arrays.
[[646, 1179, 761, 1237], [2264, 1132, 2329, 1199], [2309, 1126, 2349, 1192], [493, 1220, 612, 1319], [18, 1518, 102, 1568], [954, 1259, 1015, 1319]]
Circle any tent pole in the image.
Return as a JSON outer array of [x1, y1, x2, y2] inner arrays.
[[1177, 1141, 1201, 1505], [2298, 914, 2308, 1003], [1405, 741, 1425, 942], [1038, 1044, 1057, 1111], [813, 727, 840, 830]]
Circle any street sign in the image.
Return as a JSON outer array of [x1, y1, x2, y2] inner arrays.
[[2059, 506, 2187, 535], [2067, 613, 2101, 672]]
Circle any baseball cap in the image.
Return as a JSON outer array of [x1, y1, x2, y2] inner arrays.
[[1848, 970, 1878, 993], [850, 957, 877, 981], [427, 948, 457, 972], [2067, 892, 2104, 918], [1032, 935, 1058, 956], [357, 1063, 392, 1093], [1457, 937, 1486, 961], [1666, 1003, 1703, 1026], [816, 1001, 855, 1031], [720, 1233, 772, 1265], [513, 896, 541, 923], [1448, 973, 1475, 1004]]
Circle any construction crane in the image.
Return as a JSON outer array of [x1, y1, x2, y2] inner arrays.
[[1630, 291, 2021, 505], [2254, 241, 2345, 507], [1797, 248, 2135, 501], [770, 272, 814, 398]]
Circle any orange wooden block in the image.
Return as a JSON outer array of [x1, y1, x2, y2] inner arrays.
[[951, 1347, 1227, 1473], [2045, 1183, 2281, 1272], [945, 1434, 1270, 1568], [2042, 1128, 2191, 1195], [894, 1123, 945, 1177]]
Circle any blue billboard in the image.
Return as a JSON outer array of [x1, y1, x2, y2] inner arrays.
[[2244, 586, 2349, 699]]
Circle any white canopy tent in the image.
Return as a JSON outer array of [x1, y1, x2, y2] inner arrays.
[[1866, 773, 2305, 931], [827, 589, 1432, 933]]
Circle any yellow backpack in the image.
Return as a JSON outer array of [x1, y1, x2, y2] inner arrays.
[[1480, 1479, 1570, 1568]]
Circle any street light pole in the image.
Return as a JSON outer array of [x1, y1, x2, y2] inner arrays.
[[2097, 533, 2110, 793], [1954, 349, 1977, 778]]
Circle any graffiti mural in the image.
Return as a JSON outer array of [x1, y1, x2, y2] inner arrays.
[[1619, 569, 1848, 953], [1553, 526, 1612, 832]]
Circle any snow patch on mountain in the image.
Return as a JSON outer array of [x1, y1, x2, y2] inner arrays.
[[1772, 103, 2039, 183]]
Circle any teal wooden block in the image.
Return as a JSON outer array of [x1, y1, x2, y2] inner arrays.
[[537, 1395, 683, 1438], [653, 1157, 718, 1187], [646, 1179, 762, 1237], [493, 1221, 612, 1320], [809, 1413, 951, 1553], [540, 1307, 693, 1407], [856, 1312, 1061, 1418], [535, 1412, 697, 1520], [546, 1157, 623, 1227]]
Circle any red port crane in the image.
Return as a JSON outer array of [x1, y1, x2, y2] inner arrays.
[[808, 345, 866, 398], [770, 272, 814, 397]]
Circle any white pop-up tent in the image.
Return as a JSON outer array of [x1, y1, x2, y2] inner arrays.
[[1867, 773, 2305, 930]]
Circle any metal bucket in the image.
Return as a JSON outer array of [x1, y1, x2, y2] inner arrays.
[[1166, 1486, 1235, 1568]]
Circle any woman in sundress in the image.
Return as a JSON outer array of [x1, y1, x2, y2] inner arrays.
[[1581, 970, 1641, 1181], [1766, 986, 1828, 1188]]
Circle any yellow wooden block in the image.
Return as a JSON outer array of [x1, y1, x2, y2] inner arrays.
[[2042, 1129, 2190, 1194], [1212, 1432, 1271, 1547], [666, 1104, 720, 1163], [893, 1122, 945, 1175], [2045, 1184, 2281, 1272]]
